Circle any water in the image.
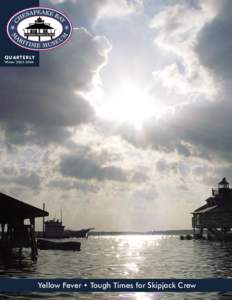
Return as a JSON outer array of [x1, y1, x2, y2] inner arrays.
[[0, 235, 232, 300]]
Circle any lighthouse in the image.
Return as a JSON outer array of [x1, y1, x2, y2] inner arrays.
[[192, 177, 232, 240]]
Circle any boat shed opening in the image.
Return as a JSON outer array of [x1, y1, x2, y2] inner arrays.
[[0, 192, 49, 259]]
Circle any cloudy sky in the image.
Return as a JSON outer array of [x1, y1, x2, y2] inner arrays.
[[1, 0, 232, 231]]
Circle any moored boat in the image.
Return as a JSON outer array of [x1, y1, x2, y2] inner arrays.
[[41, 218, 94, 239], [37, 239, 81, 251]]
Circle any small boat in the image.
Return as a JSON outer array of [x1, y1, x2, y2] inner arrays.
[[37, 239, 81, 251]]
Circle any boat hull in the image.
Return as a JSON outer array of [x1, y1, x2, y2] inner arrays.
[[37, 239, 81, 251]]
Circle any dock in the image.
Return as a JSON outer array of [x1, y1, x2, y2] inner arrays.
[[0, 192, 49, 259]]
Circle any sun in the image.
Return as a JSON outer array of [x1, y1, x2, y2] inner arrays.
[[97, 82, 161, 130]]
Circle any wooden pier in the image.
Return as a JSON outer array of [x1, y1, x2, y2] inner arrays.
[[0, 193, 48, 260]]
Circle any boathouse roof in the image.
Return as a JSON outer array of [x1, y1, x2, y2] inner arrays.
[[192, 178, 232, 230], [0, 192, 48, 223], [193, 203, 208, 213], [194, 205, 218, 214], [192, 178, 232, 215]]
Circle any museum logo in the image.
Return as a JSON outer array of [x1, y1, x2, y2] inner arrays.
[[7, 7, 72, 51]]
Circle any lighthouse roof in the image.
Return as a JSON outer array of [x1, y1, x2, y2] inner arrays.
[[26, 17, 54, 30], [219, 177, 229, 185], [26, 23, 54, 29]]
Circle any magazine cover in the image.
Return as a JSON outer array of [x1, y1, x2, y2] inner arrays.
[[0, 0, 232, 299]]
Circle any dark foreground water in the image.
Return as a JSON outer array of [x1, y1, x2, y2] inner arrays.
[[0, 235, 232, 300]]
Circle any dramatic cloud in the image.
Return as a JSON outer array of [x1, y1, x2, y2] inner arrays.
[[1, 0, 232, 230], [118, 95, 232, 162], [48, 0, 143, 23], [114, 0, 232, 164], [48, 178, 99, 193], [0, 28, 111, 145], [60, 153, 127, 181], [154, 3, 217, 99], [156, 159, 178, 174], [0, 170, 41, 190], [197, 0, 232, 80], [96, 0, 143, 21]]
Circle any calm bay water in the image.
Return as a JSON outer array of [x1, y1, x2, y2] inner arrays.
[[0, 235, 232, 300]]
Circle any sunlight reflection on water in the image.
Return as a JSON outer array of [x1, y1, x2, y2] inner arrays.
[[0, 235, 232, 300]]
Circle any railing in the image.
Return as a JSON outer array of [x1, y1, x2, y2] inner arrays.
[[24, 32, 56, 38]]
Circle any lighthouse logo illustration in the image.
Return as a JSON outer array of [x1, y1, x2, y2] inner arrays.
[[24, 17, 56, 42], [7, 7, 72, 51]]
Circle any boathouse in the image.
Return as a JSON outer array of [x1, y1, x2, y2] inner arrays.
[[24, 17, 56, 41], [0, 192, 48, 259], [192, 178, 232, 240]]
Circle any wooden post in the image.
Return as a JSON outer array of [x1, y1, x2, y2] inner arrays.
[[1, 224, 5, 240], [193, 226, 196, 238], [43, 203, 45, 237], [30, 218, 38, 260], [199, 228, 203, 239], [5, 224, 9, 241]]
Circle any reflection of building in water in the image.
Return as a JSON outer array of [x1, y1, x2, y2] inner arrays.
[[24, 17, 56, 41], [192, 178, 232, 240], [44, 219, 65, 238]]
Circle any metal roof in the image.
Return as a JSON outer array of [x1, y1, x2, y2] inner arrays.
[[192, 203, 208, 213], [194, 205, 218, 214], [0, 192, 49, 223]]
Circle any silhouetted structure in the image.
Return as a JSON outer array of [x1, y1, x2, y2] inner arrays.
[[192, 178, 232, 240], [44, 219, 65, 238], [65, 228, 94, 238], [43, 218, 93, 239], [24, 17, 56, 41], [37, 239, 81, 251], [0, 192, 48, 259]]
